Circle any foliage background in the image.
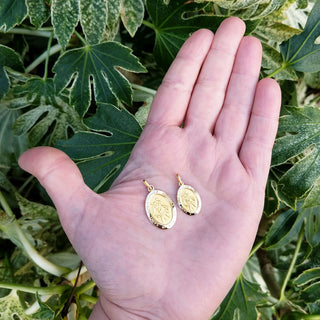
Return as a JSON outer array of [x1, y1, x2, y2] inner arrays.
[[1, 0, 320, 319]]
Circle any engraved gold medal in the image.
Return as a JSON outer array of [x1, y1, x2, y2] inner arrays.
[[143, 180, 177, 229], [176, 174, 201, 215]]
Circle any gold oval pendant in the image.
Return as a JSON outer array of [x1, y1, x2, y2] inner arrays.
[[145, 190, 177, 229], [177, 184, 201, 215]]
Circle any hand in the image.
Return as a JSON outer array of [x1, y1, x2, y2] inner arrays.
[[19, 17, 281, 320]]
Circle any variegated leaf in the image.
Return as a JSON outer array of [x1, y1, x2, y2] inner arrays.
[[80, 0, 108, 45]]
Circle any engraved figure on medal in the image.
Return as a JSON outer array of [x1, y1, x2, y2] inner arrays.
[[143, 180, 177, 229], [176, 174, 201, 215]]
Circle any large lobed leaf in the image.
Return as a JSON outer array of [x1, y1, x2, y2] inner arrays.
[[145, 0, 260, 69], [57, 104, 142, 193], [211, 273, 268, 320], [5, 78, 85, 146], [53, 41, 146, 117], [280, 0, 320, 72], [272, 106, 320, 203], [0, 290, 32, 320]]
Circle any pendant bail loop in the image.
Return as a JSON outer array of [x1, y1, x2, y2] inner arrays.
[[176, 174, 184, 187], [143, 180, 154, 192]]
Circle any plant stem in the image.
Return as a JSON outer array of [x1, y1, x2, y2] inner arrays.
[[0, 191, 71, 277], [131, 83, 157, 96], [74, 30, 88, 46], [0, 282, 69, 295], [76, 280, 96, 296], [43, 32, 54, 80], [249, 238, 264, 259], [64, 264, 88, 282], [279, 226, 304, 303], [79, 294, 98, 304], [142, 20, 155, 30], [25, 43, 61, 74], [6, 28, 54, 38], [18, 175, 35, 194], [266, 63, 287, 78], [0, 190, 15, 218]]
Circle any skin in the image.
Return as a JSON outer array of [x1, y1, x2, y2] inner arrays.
[[19, 17, 281, 320]]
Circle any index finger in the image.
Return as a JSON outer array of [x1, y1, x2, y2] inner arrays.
[[147, 29, 214, 126]]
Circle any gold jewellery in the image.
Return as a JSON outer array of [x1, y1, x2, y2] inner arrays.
[[176, 174, 201, 215], [143, 180, 177, 229], [143, 175, 201, 229]]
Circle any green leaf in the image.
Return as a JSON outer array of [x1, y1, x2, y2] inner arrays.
[[32, 294, 55, 320], [265, 208, 305, 249], [211, 273, 267, 320], [7, 78, 85, 146], [51, 0, 80, 49], [120, 0, 144, 37], [294, 267, 320, 287], [26, 0, 50, 28], [53, 42, 146, 117], [261, 43, 297, 80], [0, 0, 28, 31], [0, 45, 24, 100], [0, 104, 28, 170], [280, 0, 320, 72], [297, 0, 309, 9], [272, 106, 320, 200], [146, 0, 260, 69], [305, 206, 320, 247], [264, 178, 280, 216], [56, 104, 142, 193], [301, 281, 320, 303], [0, 290, 32, 320], [80, 0, 108, 45]]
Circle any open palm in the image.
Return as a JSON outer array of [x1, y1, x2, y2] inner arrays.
[[19, 18, 281, 320]]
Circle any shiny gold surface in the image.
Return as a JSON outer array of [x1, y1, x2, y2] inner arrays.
[[149, 194, 173, 226], [179, 188, 199, 213]]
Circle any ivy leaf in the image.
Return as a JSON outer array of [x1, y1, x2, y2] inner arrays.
[[212, 273, 268, 320], [0, 290, 32, 320], [80, 0, 108, 45], [145, 0, 260, 69], [56, 104, 142, 193], [51, 0, 80, 49], [26, 0, 50, 29], [120, 0, 144, 37], [280, 0, 320, 72], [6, 78, 85, 146], [0, 45, 24, 100], [0, 0, 28, 31], [53, 42, 146, 117], [272, 106, 320, 201]]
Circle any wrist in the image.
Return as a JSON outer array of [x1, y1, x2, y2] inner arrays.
[[90, 298, 161, 320]]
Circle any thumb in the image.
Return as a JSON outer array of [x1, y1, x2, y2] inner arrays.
[[19, 146, 92, 238]]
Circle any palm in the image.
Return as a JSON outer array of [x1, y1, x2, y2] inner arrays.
[[19, 18, 281, 320]]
